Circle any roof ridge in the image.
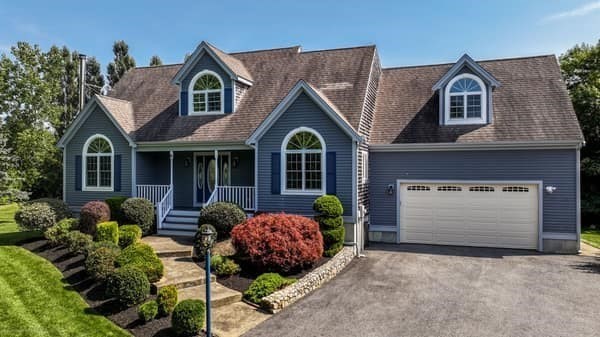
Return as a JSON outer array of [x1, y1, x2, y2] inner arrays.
[[229, 45, 302, 55], [97, 94, 132, 105], [300, 44, 376, 54], [382, 54, 556, 71], [133, 63, 183, 70]]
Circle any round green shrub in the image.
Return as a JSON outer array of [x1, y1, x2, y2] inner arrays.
[[65, 231, 93, 256], [243, 273, 296, 304], [44, 218, 79, 246], [210, 254, 241, 276], [171, 299, 205, 337], [316, 216, 344, 230], [138, 300, 158, 322], [322, 227, 345, 257], [106, 266, 150, 306], [197, 202, 246, 238], [80, 201, 111, 236], [156, 285, 178, 316], [118, 225, 142, 248], [15, 198, 70, 231], [85, 243, 120, 280], [121, 198, 155, 236], [105, 196, 128, 224], [116, 243, 164, 283], [96, 221, 119, 245], [313, 195, 344, 217]]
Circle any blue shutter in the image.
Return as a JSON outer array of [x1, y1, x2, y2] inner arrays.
[[75, 155, 82, 191], [326, 152, 336, 195], [114, 154, 121, 192], [180, 91, 188, 116], [224, 87, 233, 113], [271, 152, 281, 195]]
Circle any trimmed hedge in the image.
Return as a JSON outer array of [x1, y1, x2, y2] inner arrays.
[[15, 198, 70, 232], [96, 221, 119, 245], [197, 202, 246, 238], [80, 201, 111, 236], [138, 300, 158, 322], [231, 213, 323, 273], [313, 195, 345, 257], [118, 225, 142, 248], [105, 196, 128, 224], [106, 266, 150, 306], [171, 300, 205, 337], [121, 198, 155, 236], [85, 242, 120, 280], [210, 254, 241, 276], [243, 273, 296, 304], [116, 243, 164, 283], [44, 218, 79, 246], [65, 231, 93, 256], [157, 285, 178, 316]]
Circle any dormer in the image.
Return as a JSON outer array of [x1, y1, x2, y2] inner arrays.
[[432, 54, 500, 125], [171, 41, 253, 116]]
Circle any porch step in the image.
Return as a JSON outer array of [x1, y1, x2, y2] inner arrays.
[[154, 256, 216, 291], [162, 222, 198, 231], [157, 229, 196, 237], [169, 209, 201, 217], [165, 216, 197, 224], [178, 284, 243, 308]]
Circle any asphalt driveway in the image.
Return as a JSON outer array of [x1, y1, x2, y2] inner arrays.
[[244, 244, 600, 337]]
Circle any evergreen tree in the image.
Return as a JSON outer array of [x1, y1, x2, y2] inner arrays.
[[0, 133, 28, 203], [107, 40, 136, 87], [149, 55, 163, 66]]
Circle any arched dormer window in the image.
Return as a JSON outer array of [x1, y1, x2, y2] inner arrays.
[[188, 70, 224, 115], [445, 73, 487, 125], [83, 134, 113, 191], [281, 127, 325, 195]]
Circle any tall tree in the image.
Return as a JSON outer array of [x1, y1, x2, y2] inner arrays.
[[149, 55, 163, 66], [0, 133, 28, 202], [107, 40, 136, 87], [86, 56, 105, 97], [560, 39, 600, 222]]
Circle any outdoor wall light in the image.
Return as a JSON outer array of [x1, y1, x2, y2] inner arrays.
[[387, 184, 394, 195], [545, 186, 557, 194]]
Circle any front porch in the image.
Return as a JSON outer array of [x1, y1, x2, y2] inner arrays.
[[135, 149, 255, 235]]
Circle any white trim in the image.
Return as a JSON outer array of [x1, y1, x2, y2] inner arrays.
[[395, 179, 544, 251], [232, 80, 236, 112], [360, 150, 369, 184], [131, 147, 137, 197], [193, 151, 231, 206], [444, 73, 487, 125], [187, 70, 225, 115], [369, 140, 584, 152], [352, 140, 358, 221], [432, 53, 501, 91], [136, 142, 251, 152], [246, 80, 362, 144], [280, 127, 326, 196], [82, 134, 114, 192], [62, 145, 67, 202], [542, 232, 578, 240], [576, 148, 581, 251], [368, 225, 397, 232], [252, 143, 259, 211]]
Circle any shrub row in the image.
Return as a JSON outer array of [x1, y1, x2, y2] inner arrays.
[[15, 198, 71, 231], [118, 224, 142, 248]]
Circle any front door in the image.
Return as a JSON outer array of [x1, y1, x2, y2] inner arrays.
[[194, 153, 231, 206]]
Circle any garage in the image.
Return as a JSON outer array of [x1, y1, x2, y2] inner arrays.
[[398, 181, 540, 249]]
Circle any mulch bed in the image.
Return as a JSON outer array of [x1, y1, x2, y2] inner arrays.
[[21, 239, 208, 337]]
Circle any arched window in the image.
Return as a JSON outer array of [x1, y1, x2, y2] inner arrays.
[[445, 73, 487, 124], [83, 134, 113, 191], [188, 70, 224, 114], [282, 127, 326, 194]]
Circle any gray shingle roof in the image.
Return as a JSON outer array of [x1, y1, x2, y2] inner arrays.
[[370, 55, 583, 144]]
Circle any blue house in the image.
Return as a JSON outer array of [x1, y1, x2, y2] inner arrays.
[[58, 42, 584, 253]]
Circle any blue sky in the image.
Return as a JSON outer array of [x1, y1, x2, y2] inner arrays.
[[0, 0, 598, 69]]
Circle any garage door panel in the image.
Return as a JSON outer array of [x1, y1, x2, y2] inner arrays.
[[399, 182, 538, 249]]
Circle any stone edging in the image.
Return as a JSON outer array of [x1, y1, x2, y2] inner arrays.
[[261, 247, 355, 313]]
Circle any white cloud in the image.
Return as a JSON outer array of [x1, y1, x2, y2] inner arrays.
[[543, 1, 600, 22]]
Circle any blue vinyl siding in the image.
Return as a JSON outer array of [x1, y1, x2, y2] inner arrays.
[[65, 104, 132, 207], [257, 92, 353, 216], [180, 53, 232, 115], [369, 149, 577, 234]]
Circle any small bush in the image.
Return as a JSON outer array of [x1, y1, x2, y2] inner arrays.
[[312, 195, 343, 217], [156, 285, 178, 316], [44, 218, 78, 246], [313, 195, 345, 257], [106, 266, 150, 306], [96, 221, 119, 244], [105, 196, 128, 224], [116, 243, 164, 283], [118, 225, 142, 248], [85, 243, 120, 280], [243, 273, 296, 304], [322, 227, 345, 257], [316, 216, 343, 230], [171, 300, 205, 337], [15, 198, 70, 231], [65, 231, 93, 256], [231, 213, 323, 273], [138, 300, 158, 322], [121, 198, 155, 236], [80, 201, 111, 236], [211, 254, 241, 276], [197, 202, 246, 238]]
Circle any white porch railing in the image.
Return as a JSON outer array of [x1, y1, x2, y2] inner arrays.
[[206, 186, 256, 211], [155, 186, 173, 230], [136, 184, 173, 230]]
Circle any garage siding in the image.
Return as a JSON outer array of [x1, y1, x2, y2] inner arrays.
[[369, 149, 577, 234]]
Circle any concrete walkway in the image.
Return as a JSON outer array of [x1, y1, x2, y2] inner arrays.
[[580, 241, 600, 257]]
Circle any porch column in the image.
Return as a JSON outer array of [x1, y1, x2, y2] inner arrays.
[[214, 149, 219, 189], [169, 151, 174, 188]]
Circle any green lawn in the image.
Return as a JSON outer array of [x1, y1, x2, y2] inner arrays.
[[582, 228, 600, 249], [0, 204, 131, 337]]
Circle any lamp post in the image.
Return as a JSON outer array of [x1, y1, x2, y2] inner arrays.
[[198, 224, 216, 337]]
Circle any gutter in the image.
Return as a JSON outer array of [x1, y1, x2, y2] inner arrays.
[[369, 140, 584, 152]]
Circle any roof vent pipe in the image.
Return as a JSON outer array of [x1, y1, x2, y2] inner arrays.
[[78, 54, 87, 111]]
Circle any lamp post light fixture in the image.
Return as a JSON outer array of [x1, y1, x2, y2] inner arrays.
[[198, 224, 217, 337]]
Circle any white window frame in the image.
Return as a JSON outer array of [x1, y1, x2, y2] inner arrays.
[[444, 73, 487, 125], [361, 150, 368, 184], [281, 127, 326, 196], [82, 134, 114, 192], [188, 70, 224, 115]]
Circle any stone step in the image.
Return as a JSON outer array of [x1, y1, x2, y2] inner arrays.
[[154, 256, 215, 291], [142, 235, 193, 258], [169, 209, 201, 217], [157, 229, 196, 237], [178, 283, 243, 308]]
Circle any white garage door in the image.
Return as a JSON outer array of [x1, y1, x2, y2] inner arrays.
[[399, 182, 539, 249]]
